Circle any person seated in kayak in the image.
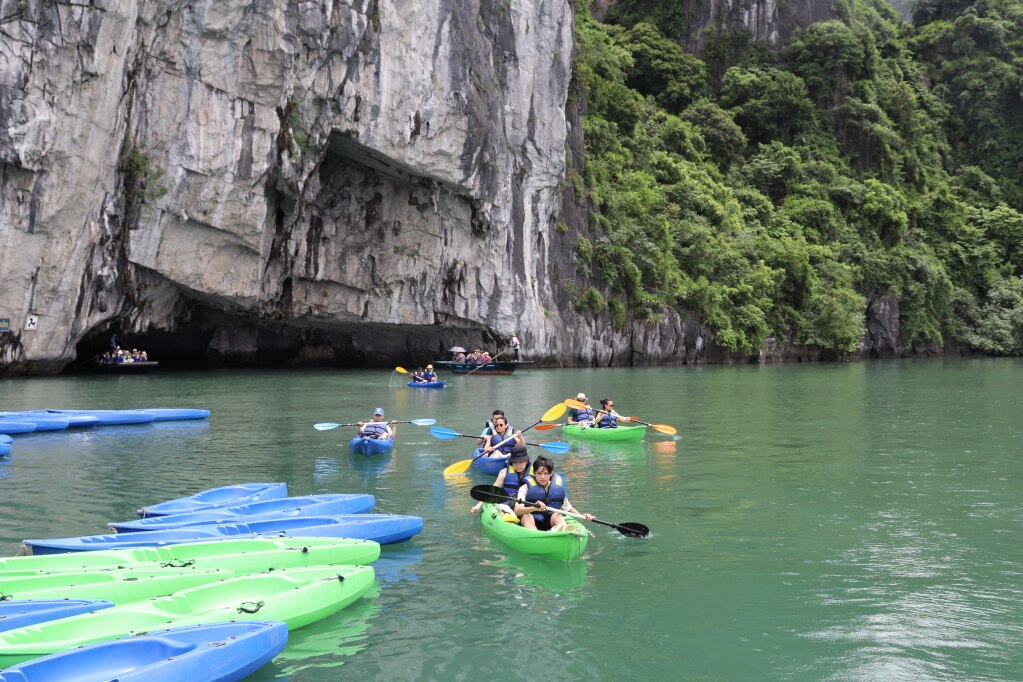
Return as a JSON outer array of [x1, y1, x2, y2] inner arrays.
[[567, 392, 595, 426], [410, 367, 427, 383], [422, 364, 437, 382], [515, 456, 593, 532], [470, 444, 532, 515], [594, 398, 630, 428], [357, 408, 397, 439], [482, 417, 523, 457], [477, 409, 509, 446]]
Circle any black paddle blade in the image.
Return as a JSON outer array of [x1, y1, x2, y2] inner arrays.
[[616, 522, 650, 538], [469, 485, 511, 504]]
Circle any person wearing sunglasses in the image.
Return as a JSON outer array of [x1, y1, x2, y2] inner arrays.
[[594, 397, 629, 428], [482, 417, 523, 456]]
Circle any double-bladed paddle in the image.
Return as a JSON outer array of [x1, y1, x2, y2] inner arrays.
[[469, 484, 649, 538], [314, 418, 437, 431], [563, 399, 677, 435], [437, 403, 568, 475]]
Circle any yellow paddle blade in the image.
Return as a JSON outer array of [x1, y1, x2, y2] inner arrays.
[[443, 459, 472, 475], [563, 398, 586, 410], [541, 403, 568, 422], [652, 423, 678, 436], [395, 367, 408, 374]]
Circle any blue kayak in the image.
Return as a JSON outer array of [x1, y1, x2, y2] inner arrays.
[[43, 409, 156, 426], [0, 422, 34, 435], [349, 436, 394, 455], [0, 443, 9, 457], [24, 514, 424, 554], [0, 416, 68, 432], [137, 482, 288, 517], [0, 599, 114, 632], [13, 412, 100, 428], [0, 435, 11, 444], [470, 447, 509, 475], [0, 620, 287, 682], [109, 494, 376, 532], [140, 408, 211, 421], [407, 381, 446, 389]]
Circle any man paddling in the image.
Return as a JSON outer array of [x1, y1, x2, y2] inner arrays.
[[357, 408, 397, 439]]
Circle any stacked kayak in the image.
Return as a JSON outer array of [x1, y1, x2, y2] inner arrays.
[[0, 564, 375, 667], [479, 503, 588, 561], [470, 447, 508, 475], [0, 600, 114, 633], [562, 424, 646, 442], [0, 423, 35, 435], [0, 621, 288, 682], [0, 537, 382, 576], [407, 381, 446, 389], [23, 514, 424, 554], [0, 567, 239, 603], [349, 436, 394, 456], [137, 482, 288, 517], [110, 493, 375, 532]]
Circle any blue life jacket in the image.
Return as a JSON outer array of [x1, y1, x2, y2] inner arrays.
[[488, 429, 517, 454], [362, 422, 390, 439], [523, 475, 566, 521], [597, 412, 618, 428], [572, 407, 593, 422], [502, 464, 533, 498], [423, 371, 436, 381]]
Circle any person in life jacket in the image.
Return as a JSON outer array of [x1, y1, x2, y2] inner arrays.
[[470, 444, 532, 515], [357, 407, 397, 439], [411, 367, 427, 383], [482, 416, 523, 456], [567, 392, 595, 426], [515, 456, 593, 532], [422, 364, 437, 382], [594, 397, 630, 428], [476, 409, 510, 446]]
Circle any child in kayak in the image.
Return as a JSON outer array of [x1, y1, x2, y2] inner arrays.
[[357, 408, 397, 439], [470, 445, 532, 516], [515, 456, 593, 532]]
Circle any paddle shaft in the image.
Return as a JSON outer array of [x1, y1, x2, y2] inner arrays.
[[464, 347, 509, 376]]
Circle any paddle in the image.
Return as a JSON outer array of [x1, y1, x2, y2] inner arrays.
[[395, 366, 429, 382], [534, 417, 642, 431], [438, 403, 568, 474], [464, 347, 509, 376], [314, 418, 437, 431], [563, 399, 677, 435], [470, 485, 650, 538]]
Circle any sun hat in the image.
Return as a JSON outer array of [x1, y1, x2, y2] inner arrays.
[[576, 392, 587, 401], [373, 407, 384, 416], [508, 445, 529, 463], [427, 364, 433, 369]]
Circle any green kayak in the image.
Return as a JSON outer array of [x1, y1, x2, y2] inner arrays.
[[0, 537, 380, 577], [0, 564, 375, 666], [0, 567, 235, 603], [563, 424, 646, 442], [480, 503, 588, 561]]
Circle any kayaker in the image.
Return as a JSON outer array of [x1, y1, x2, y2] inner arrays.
[[470, 445, 532, 515], [515, 456, 593, 532], [422, 364, 437, 382], [411, 367, 427, 383], [594, 398, 629, 428], [357, 408, 397, 439], [567, 393, 595, 426], [482, 417, 523, 456], [477, 409, 511, 445]]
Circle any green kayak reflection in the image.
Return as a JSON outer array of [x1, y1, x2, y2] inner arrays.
[[487, 552, 589, 594]]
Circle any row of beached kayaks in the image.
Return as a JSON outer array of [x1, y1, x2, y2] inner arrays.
[[0, 408, 210, 458], [0, 482, 423, 679]]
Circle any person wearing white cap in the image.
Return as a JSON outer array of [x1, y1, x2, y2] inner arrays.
[[422, 364, 437, 382], [567, 392, 594, 426], [357, 407, 397, 439]]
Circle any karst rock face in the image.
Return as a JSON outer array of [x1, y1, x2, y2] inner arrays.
[[0, 0, 926, 374]]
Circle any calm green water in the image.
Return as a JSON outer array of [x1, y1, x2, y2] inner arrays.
[[1, 360, 1021, 680]]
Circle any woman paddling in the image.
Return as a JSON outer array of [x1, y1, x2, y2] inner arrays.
[[593, 397, 629, 429]]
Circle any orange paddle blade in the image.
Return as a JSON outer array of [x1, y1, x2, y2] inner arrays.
[[534, 423, 562, 431], [651, 423, 678, 436]]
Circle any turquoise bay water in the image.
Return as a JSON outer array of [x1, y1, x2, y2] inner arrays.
[[1, 359, 1021, 680]]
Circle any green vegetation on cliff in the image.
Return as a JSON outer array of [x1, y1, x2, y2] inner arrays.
[[573, 0, 1023, 355]]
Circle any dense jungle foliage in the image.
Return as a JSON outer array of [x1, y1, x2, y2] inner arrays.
[[573, 0, 1023, 355]]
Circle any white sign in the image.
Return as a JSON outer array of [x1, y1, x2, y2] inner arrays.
[[24, 315, 38, 331]]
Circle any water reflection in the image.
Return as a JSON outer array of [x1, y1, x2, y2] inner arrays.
[[486, 553, 589, 594]]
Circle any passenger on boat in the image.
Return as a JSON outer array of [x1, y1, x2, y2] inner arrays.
[[477, 410, 510, 445], [357, 407, 397, 439], [515, 456, 593, 531], [594, 398, 629, 428], [470, 445, 532, 514], [482, 416, 523, 456], [454, 352, 466, 363], [422, 364, 437, 382], [480, 350, 492, 363], [567, 392, 595, 426]]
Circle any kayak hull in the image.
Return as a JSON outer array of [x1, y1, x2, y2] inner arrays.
[[0, 621, 287, 682], [480, 504, 588, 561], [0, 600, 114, 633], [0, 565, 374, 667], [0, 567, 237, 603], [0, 537, 381, 576], [0, 422, 35, 435], [110, 494, 375, 533], [407, 381, 446, 389], [469, 447, 508, 475], [563, 424, 646, 442], [349, 437, 394, 455], [137, 482, 288, 517]]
